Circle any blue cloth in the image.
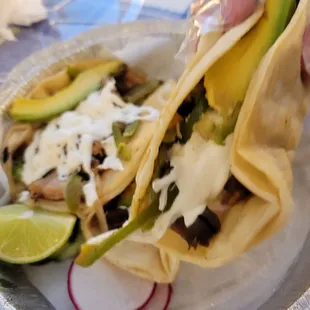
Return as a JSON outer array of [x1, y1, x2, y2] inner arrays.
[[0, 0, 189, 77]]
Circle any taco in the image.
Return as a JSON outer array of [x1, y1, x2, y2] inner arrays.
[[76, 0, 310, 268], [2, 55, 179, 282]]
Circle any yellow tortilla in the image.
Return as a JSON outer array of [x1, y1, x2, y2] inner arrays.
[[131, 5, 266, 220], [2, 59, 180, 281], [1, 124, 34, 200], [232, 0, 310, 246], [95, 80, 176, 205], [131, 0, 310, 267], [3, 60, 176, 215]]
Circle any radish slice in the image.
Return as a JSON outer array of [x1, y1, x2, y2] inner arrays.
[[140, 283, 173, 310], [68, 260, 157, 310], [136, 283, 157, 310], [165, 284, 173, 310]]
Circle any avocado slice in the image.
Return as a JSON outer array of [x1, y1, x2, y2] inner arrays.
[[10, 60, 124, 122], [204, 0, 296, 117]]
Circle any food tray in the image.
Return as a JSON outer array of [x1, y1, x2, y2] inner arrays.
[[0, 20, 310, 310]]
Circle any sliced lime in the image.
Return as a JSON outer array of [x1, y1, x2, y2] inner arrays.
[[0, 204, 76, 264]]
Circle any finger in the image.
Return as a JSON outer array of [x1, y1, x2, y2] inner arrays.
[[302, 26, 310, 76], [221, 0, 257, 27]]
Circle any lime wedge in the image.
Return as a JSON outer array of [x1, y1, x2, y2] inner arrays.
[[0, 204, 76, 264]]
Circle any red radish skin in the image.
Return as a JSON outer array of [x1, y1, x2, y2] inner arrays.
[[136, 283, 157, 310], [164, 284, 173, 310], [139, 283, 173, 310], [67, 261, 159, 310], [68, 262, 81, 310], [221, 0, 257, 27]]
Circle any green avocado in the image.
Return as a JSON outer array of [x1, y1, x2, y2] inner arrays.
[[204, 0, 296, 117], [10, 60, 124, 122]]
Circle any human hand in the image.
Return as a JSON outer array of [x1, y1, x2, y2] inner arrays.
[[221, 0, 257, 27]]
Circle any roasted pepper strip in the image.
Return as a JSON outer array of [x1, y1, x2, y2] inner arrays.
[[142, 182, 179, 232], [75, 180, 180, 267], [118, 143, 131, 161], [179, 95, 209, 144], [112, 122, 132, 161], [117, 182, 136, 207], [65, 174, 83, 212], [75, 199, 160, 267], [12, 159, 23, 182], [195, 103, 241, 145], [75, 146, 179, 266], [123, 121, 140, 138], [123, 80, 162, 105]]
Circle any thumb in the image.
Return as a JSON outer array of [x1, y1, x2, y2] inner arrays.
[[221, 0, 257, 27], [302, 26, 310, 76]]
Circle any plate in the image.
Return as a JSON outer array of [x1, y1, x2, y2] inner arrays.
[[1, 20, 310, 310]]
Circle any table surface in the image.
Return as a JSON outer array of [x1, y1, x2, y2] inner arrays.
[[0, 0, 190, 82]]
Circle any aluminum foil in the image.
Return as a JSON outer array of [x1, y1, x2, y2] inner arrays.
[[176, 0, 267, 62], [0, 262, 54, 310], [176, 0, 223, 62], [0, 19, 310, 310]]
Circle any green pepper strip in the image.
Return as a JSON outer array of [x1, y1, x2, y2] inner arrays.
[[179, 95, 209, 144], [65, 174, 83, 212], [123, 80, 162, 105], [75, 146, 179, 267], [75, 199, 160, 267], [123, 120, 140, 138], [213, 104, 241, 145], [117, 182, 136, 208], [142, 182, 179, 231], [76, 183, 179, 267], [12, 159, 23, 182], [112, 122, 132, 161], [195, 102, 242, 145], [118, 143, 132, 161]]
